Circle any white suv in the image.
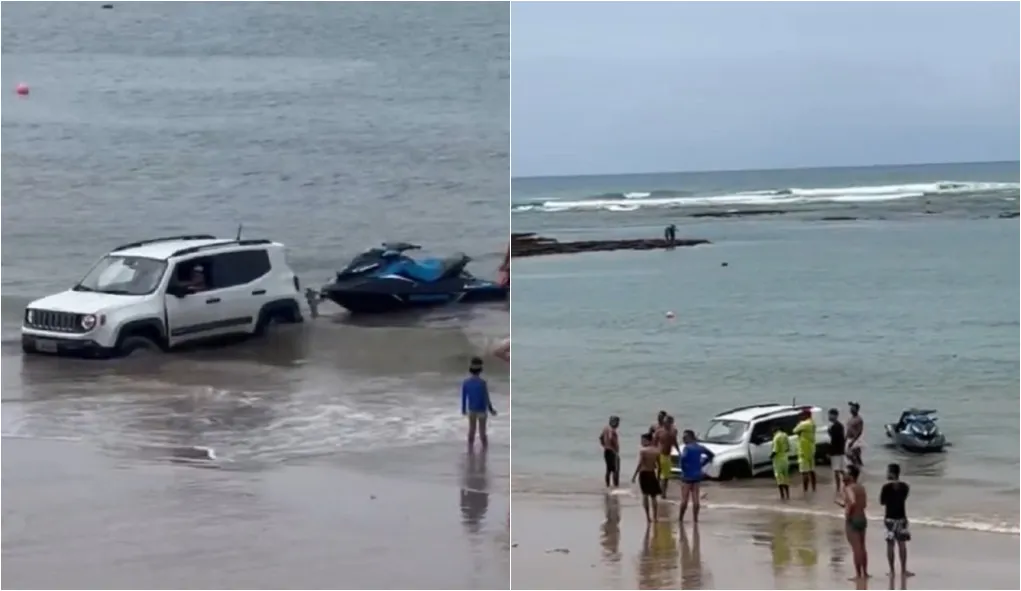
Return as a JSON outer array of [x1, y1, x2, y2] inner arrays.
[[21, 235, 305, 358], [671, 403, 832, 480]]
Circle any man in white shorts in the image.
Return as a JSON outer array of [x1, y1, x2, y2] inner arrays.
[[827, 408, 847, 494]]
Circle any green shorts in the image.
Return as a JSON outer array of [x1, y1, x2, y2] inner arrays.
[[773, 461, 790, 486]]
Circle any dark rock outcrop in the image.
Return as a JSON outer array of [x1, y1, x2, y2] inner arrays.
[[511, 232, 709, 258]]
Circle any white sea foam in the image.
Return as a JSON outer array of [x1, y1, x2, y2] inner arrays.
[[513, 181, 1020, 213]]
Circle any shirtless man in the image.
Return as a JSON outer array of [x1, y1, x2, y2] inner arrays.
[[631, 432, 663, 522], [837, 464, 870, 581], [599, 415, 621, 488], [846, 402, 864, 468], [654, 415, 680, 496], [648, 410, 667, 440]]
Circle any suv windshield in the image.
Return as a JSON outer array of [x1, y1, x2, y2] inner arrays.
[[701, 419, 749, 445], [75, 255, 167, 296]]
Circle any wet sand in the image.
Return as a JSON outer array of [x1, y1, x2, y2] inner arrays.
[[511, 493, 1020, 590], [3, 437, 509, 590], [1, 315, 509, 590]]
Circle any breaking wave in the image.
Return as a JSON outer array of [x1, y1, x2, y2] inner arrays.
[[512, 181, 1020, 214]]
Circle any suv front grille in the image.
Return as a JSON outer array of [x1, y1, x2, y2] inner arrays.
[[25, 309, 85, 333]]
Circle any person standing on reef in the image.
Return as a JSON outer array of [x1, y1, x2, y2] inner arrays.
[[770, 423, 791, 500], [792, 408, 817, 493], [663, 224, 677, 246], [461, 356, 497, 452]]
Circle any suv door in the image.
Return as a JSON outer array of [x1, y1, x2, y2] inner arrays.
[[203, 249, 273, 336], [748, 418, 778, 473], [165, 257, 218, 346]]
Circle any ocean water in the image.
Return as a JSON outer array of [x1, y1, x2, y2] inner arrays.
[[511, 161, 1020, 536], [1, 2, 509, 588]]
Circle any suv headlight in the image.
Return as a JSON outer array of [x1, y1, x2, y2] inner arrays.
[[81, 314, 97, 331], [25, 309, 34, 324]]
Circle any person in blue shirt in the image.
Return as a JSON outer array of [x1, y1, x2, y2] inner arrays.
[[677, 429, 714, 523], [461, 356, 497, 451]]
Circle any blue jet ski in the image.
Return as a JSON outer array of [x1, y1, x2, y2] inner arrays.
[[884, 408, 946, 453], [320, 242, 508, 314]]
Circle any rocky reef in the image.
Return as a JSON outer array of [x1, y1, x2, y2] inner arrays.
[[511, 232, 710, 258]]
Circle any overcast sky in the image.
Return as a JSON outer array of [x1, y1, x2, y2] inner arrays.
[[511, 2, 1020, 177]]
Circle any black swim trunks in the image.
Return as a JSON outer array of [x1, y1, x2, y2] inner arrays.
[[638, 470, 662, 497], [603, 448, 619, 473]]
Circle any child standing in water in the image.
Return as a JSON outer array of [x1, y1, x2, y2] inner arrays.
[[770, 423, 791, 500], [461, 357, 497, 451]]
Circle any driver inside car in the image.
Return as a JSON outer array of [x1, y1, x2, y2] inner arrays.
[[183, 265, 207, 293]]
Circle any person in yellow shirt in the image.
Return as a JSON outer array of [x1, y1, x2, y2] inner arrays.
[[792, 409, 817, 493], [770, 424, 791, 500]]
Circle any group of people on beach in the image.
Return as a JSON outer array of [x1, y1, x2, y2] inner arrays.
[[599, 411, 714, 524], [599, 402, 915, 582]]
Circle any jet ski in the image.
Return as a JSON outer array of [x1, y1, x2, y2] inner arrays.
[[884, 408, 946, 453], [320, 242, 508, 314]]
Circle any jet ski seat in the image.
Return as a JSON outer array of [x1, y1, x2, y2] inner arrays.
[[437, 253, 470, 279]]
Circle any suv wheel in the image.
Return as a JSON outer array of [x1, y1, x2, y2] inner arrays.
[[117, 335, 160, 357], [718, 460, 751, 481]]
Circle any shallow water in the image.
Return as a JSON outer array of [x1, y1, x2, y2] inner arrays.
[[1, 2, 509, 588], [512, 163, 1019, 537]]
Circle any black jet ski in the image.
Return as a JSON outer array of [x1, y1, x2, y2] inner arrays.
[[320, 242, 508, 314], [884, 408, 946, 453]]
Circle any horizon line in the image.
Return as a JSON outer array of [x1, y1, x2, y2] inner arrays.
[[511, 159, 1020, 182]]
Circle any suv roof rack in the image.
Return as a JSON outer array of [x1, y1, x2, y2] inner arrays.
[[751, 405, 818, 422], [113, 234, 217, 252], [715, 402, 780, 417], [171, 239, 273, 258]]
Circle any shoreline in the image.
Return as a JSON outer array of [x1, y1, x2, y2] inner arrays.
[[511, 492, 1020, 590]]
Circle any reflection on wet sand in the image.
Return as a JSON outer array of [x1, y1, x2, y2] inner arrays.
[[460, 451, 490, 533], [755, 512, 823, 588], [637, 519, 678, 590], [679, 523, 709, 589], [601, 493, 622, 562]]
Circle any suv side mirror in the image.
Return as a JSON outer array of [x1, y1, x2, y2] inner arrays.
[[166, 284, 189, 298]]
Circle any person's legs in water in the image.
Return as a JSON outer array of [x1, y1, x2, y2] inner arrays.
[[773, 459, 790, 500], [658, 454, 672, 497], [613, 455, 621, 487], [690, 481, 703, 522], [467, 413, 478, 450], [477, 414, 489, 450], [603, 449, 617, 488], [678, 481, 691, 522]]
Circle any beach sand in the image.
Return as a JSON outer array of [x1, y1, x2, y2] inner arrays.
[[511, 492, 1019, 590]]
